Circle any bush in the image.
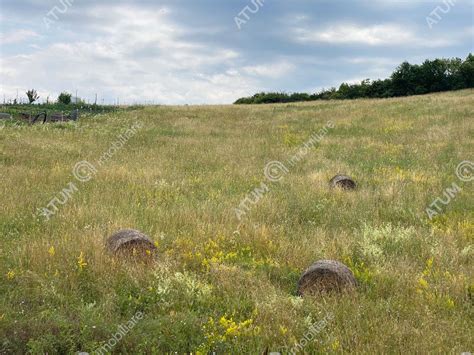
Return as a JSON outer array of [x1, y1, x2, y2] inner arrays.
[[58, 92, 72, 105]]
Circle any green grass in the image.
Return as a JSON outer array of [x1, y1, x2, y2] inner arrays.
[[1, 90, 473, 353], [0, 102, 131, 121]]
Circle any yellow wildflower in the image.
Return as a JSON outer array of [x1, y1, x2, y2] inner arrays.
[[279, 325, 288, 335], [445, 297, 455, 309], [332, 339, 340, 351], [239, 319, 253, 328], [201, 258, 210, 269], [6, 270, 15, 280], [77, 252, 88, 270], [219, 315, 233, 327], [422, 258, 434, 276], [224, 323, 239, 337], [48, 246, 56, 257], [418, 277, 428, 289], [218, 315, 253, 338]]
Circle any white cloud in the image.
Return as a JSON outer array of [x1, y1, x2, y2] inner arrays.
[[344, 56, 401, 79], [346, 57, 400, 66], [0, 5, 264, 104], [0, 29, 39, 45], [295, 24, 411, 45], [242, 61, 295, 78], [294, 23, 453, 47], [366, 0, 423, 8]]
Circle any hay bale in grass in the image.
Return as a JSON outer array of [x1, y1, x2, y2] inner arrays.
[[106, 229, 157, 257], [329, 175, 356, 190], [297, 260, 357, 295]]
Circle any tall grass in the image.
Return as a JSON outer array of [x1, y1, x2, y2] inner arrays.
[[0, 90, 473, 353]]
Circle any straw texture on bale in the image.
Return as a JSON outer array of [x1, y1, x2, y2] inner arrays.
[[329, 175, 357, 190], [297, 260, 357, 295], [106, 229, 156, 256]]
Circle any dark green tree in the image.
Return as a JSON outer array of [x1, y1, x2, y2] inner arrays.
[[58, 92, 72, 105], [460, 53, 474, 88]]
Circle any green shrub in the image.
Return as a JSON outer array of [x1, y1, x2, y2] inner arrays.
[[58, 92, 72, 105]]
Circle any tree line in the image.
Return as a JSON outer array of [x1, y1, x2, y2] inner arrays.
[[18, 90, 77, 105], [234, 54, 474, 104]]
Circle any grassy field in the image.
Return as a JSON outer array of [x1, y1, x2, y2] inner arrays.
[[1, 90, 473, 354], [0, 103, 121, 117]]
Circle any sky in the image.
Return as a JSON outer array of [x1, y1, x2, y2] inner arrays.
[[0, 0, 473, 105]]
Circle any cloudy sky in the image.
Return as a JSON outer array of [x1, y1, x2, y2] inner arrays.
[[0, 0, 472, 105]]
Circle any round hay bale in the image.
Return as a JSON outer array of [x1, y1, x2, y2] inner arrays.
[[297, 260, 357, 295], [106, 229, 157, 257], [329, 175, 356, 190]]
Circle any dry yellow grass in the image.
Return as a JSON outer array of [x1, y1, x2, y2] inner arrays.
[[0, 90, 473, 353]]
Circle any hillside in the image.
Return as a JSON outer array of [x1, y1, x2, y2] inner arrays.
[[1, 90, 473, 353]]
